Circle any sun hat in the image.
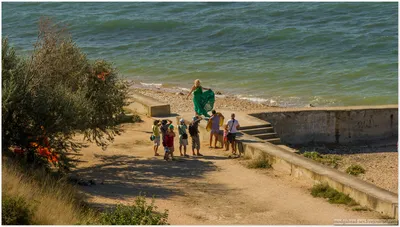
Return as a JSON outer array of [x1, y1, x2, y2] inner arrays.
[[180, 118, 184, 123], [168, 124, 174, 129]]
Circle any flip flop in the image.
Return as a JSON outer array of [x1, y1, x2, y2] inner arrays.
[[197, 153, 204, 156]]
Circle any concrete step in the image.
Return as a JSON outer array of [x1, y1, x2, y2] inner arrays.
[[240, 123, 272, 130], [241, 127, 275, 135], [264, 137, 281, 144], [255, 133, 279, 140]]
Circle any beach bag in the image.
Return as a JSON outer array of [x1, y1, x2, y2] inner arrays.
[[188, 124, 197, 137], [206, 113, 225, 132], [150, 135, 155, 141]]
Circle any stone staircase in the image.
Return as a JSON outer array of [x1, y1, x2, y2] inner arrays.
[[240, 123, 281, 145]]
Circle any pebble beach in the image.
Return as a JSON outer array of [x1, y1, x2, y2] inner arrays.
[[131, 85, 281, 114]]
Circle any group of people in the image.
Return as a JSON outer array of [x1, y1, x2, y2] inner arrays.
[[150, 79, 240, 161], [151, 111, 240, 161], [151, 116, 202, 161]]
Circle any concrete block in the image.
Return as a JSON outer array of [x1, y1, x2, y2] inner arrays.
[[127, 92, 170, 117]]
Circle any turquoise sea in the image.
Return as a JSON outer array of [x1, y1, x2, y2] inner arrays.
[[2, 2, 398, 107]]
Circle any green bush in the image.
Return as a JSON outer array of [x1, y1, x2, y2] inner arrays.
[[346, 164, 365, 176], [99, 196, 169, 225], [2, 194, 33, 225], [303, 151, 322, 159], [247, 158, 271, 169], [311, 183, 357, 206], [2, 17, 138, 171], [303, 151, 340, 168]]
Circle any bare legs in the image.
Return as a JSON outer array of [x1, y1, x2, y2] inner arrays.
[[209, 132, 220, 148], [153, 145, 160, 156], [179, 145, 187, 156]]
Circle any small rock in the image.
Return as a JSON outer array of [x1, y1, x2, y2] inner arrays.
[[216, 91, 222, 95], [176, 92, 184, 95]]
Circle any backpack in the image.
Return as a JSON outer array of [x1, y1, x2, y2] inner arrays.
[[188, 123, 197, 137]]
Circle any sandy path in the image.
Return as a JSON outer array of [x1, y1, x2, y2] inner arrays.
[[71, 116, 381, 225]]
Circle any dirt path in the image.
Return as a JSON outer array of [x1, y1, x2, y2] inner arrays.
[[71, 116, 381, 225]]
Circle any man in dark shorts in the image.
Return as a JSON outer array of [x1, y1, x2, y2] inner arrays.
[[226, 113, 240, 154], [189, 116, 203, 156]]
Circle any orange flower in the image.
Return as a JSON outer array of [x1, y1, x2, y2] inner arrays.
[[51, 155, 58, 163], [30, 142, 38, 148], [97, 71, 110, 81]]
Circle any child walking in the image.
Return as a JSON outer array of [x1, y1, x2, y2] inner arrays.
[[164, 124, 176, 161], [223, 124, 229, 151], [152, 120, 161, 156]]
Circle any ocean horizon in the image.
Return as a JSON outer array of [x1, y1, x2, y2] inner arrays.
[[2, 2, 398, 107]]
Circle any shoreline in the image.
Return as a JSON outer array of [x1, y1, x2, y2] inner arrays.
[[129, 81, 284, 114], [127, 80, 399, 110]]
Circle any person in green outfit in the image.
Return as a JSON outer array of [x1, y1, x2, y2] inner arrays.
[[186, 79, 215, 118]]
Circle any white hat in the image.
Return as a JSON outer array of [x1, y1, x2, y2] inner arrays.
[[179, 118, 184, 123]]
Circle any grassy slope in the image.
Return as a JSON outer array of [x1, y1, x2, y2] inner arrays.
[[2, 157, 97, 225]]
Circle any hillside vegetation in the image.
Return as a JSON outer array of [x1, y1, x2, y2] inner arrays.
[[2, 18, 167, 225]]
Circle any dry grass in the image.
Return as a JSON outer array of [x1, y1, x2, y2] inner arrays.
[[2, 158, 98, 225], [246, 154, 272, 169]]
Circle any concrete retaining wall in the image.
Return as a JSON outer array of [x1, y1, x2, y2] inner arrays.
[[186, 115, 398, 219], [250, 105, 398, 145], [239, 139, 398, 219]]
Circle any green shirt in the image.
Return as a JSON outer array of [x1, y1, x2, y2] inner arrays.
[[178, 124, 187, 135], [152, 125, 160, 137]]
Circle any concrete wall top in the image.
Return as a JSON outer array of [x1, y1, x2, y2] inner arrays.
[[129, 92, 169, 107]]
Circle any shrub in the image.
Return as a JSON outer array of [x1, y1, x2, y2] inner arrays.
[[303, 151, 322, 159], [346, 164, 365, 176], [352, 206, 370, 211], [2, 17, 137, 172], [303, 151, 340, 168], [247, 158, 271, 169], [2, 194, 33, 225], [311, 183, 357, 206], [99, 196, 169, 225]]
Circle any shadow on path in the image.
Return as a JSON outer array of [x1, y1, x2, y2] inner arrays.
[[72, 154, 224, 209]]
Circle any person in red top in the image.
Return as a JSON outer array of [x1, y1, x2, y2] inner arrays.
[[164, 124, 176, 161]]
